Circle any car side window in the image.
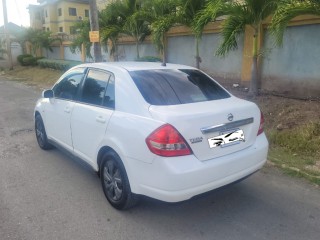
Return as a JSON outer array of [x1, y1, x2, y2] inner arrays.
[[103, 75, 115, 109], [53, 68, 85, 100], [81, 69, 112, 107]]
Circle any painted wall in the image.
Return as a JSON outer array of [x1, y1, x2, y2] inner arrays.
[[115, 43, 158, 61], [167, 33, 244, 83], [0, 42, 22, 68], [262, 24, 320, 98], [45, 46, 61, 59], [64, 46, 82, 61]]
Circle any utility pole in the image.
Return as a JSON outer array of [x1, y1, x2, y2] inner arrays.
[[2, 0, 13, 70], [89, 0, 102, 62]]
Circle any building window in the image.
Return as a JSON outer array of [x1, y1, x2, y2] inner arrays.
[[45, 10, 48, 18], [70, 26, 77, 34], [43, 27, 46, 31], [85, 9, 89, 18], [58, 8, 62, 16], [47, 27, 50, 31], [59, 27, 63, 32], [69, 8, 77, 16]]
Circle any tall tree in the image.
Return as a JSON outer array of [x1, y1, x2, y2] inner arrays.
[[145, 0, 178, 65], [100, 0, 127, 61], [100, 0, 151, 60], [20, 28, 59, 57], [179, 0, 207, 68], [271, 0, 320, 45], [89, 0, 102, 62], [70, 19, 93, 59], [195, 0, 279, 96]]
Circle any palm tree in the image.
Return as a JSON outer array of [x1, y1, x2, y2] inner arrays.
[[195, 0, 279, 95], [179, 0, 207, 68], [271, 0, 320, 45], [70, 19, 93, 59], [20, 28, 59, 57], [100, 1, 127, 61], [122, 10, 151, 59], [144, 0, 178, 65], [100, 0, 151, 60]]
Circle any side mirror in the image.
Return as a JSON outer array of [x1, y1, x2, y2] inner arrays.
[[42, 89, 54, 98]]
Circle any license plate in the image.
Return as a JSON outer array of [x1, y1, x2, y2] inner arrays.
[[208, 129, 245, 148]]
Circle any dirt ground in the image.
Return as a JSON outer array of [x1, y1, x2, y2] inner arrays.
[[229, 89, 320, 131]]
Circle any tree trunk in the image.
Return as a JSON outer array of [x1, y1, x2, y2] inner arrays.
[[89, 0, 102, 62], [114, 41, 118, 62], [162, 33, 166, 66], [195, 36, 201, 69], [136, 40, 140, 59], [249, 28, 259, 96]]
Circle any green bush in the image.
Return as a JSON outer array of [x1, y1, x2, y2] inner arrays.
[[37, 59, 82, 71], [22, 56, 38, 66], [17, 54, 33, 66], [135, 56, 162, 62]]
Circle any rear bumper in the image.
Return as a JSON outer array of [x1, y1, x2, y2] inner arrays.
[[127, 133, 269, 202]]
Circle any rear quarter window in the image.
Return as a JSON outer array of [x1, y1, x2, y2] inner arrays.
[[129, 69, 230, 105]]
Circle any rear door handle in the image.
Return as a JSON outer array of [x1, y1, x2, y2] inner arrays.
[[96, 116, 106, 123]]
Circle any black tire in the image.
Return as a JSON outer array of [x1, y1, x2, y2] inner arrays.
[[35, 114, 53, 150], [100, 151, 138, 210]]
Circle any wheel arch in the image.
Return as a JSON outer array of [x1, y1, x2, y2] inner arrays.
[[97, 146, 116, 172], [34, 110, 41, 118]]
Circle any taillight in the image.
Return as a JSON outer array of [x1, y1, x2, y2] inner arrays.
[[146, 124, 192, 157], [257, 111, 265, 135]]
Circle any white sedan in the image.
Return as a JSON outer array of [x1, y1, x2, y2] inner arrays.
[[34, 62, 268, 210]]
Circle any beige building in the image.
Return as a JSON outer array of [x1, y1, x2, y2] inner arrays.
[[28, 0, 90, 34]]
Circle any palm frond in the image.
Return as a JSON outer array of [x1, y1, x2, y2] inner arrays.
[[215, 13, 246, 56], [151, 15, 177, 52], [193, 0, 229, 37], [270, 0, 320, 45]]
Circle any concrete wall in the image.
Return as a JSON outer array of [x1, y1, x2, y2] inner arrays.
[[262, 24, 320, 98], [116, 43, 158, 61], [0, 42, 22, 68], [167, 33, 244, 82], [45, 46, 61, 59], [64, 46, 82, 61]]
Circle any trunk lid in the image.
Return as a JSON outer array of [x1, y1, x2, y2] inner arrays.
[[149, 97, 261, 161]]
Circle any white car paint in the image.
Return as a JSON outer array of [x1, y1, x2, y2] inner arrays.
[[35, 62, 268, 203]]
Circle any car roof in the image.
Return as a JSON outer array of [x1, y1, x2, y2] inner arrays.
[[77, 61, 197, 71]]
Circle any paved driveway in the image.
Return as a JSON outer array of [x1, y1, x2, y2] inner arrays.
[[0, 78, 319, 240]]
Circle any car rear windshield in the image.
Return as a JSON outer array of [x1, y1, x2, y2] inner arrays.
[[129, 69, 230, 105]]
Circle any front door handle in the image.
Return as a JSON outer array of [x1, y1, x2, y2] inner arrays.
[[96, 116, 106, 123]]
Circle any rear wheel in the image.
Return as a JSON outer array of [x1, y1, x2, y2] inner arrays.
[[35, 115, 53, 150], [100, 151, 138, 210]]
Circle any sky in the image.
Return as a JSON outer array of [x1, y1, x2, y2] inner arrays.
[[0, 0, 38, 27]]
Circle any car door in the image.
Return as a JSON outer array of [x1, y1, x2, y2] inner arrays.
[[44, 68, 86, 152], [71, 69, 115, 165]]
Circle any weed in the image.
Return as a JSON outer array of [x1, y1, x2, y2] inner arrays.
[[268, 122, 320, 156]]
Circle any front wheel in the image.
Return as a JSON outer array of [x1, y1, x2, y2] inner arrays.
[[100, 151, 138, 210], [35, 115, 53, 150]]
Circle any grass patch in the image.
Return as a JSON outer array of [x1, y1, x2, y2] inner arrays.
[[3, 65, 63, 89], [267, 122, 320, 185]]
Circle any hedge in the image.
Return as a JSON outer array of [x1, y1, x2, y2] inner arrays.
[[17, 55, 45, 66], [37, 59, 82, 71]]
